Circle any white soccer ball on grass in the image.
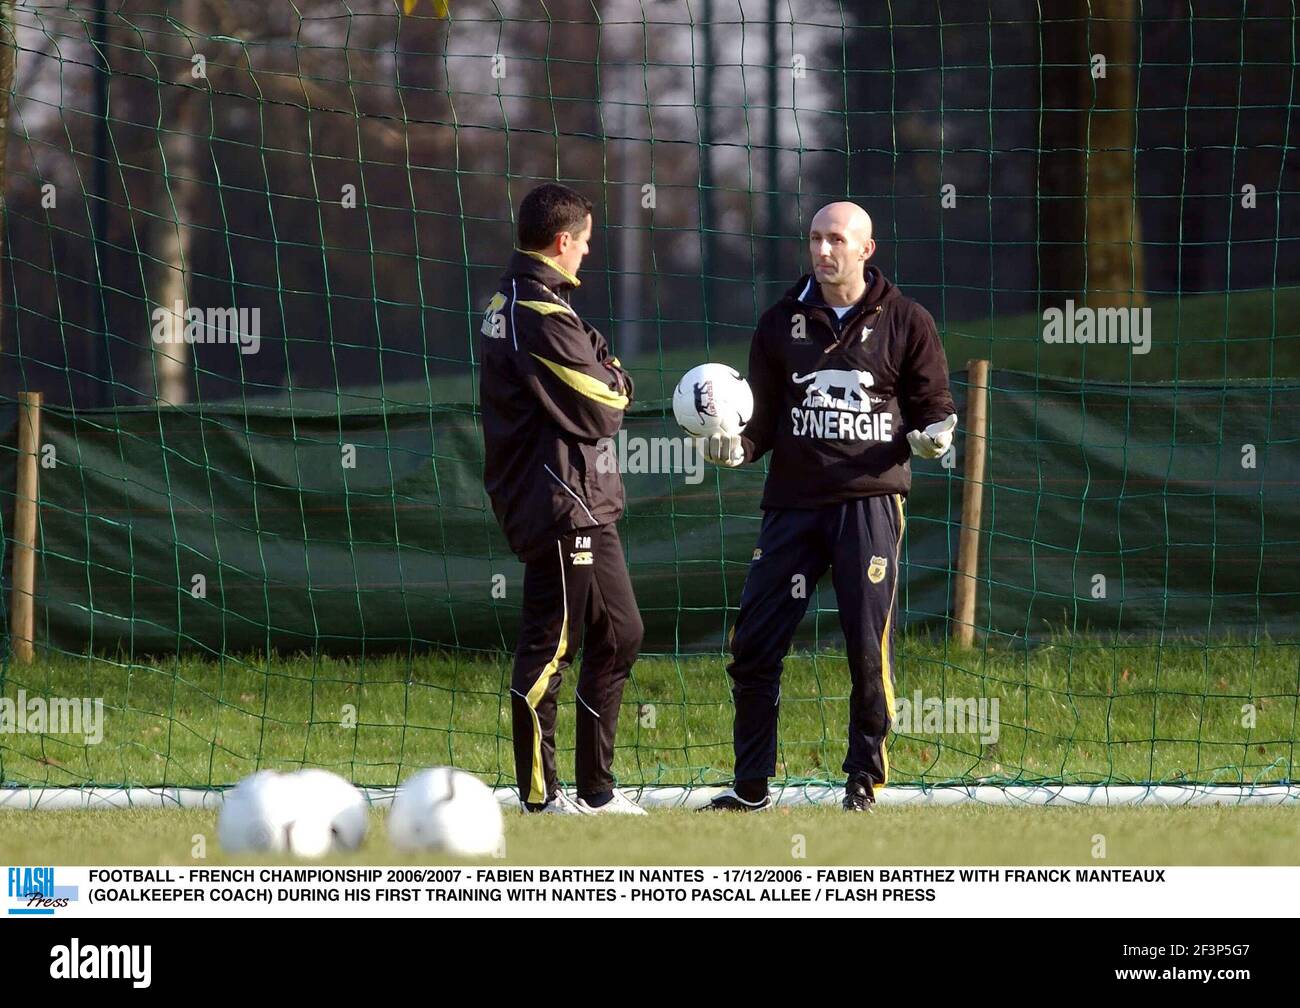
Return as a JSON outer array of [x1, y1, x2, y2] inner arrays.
[[217, 768, 368, 858], [387, 767, 504, 857], [217, 770, 297, 854], [287, 768, 369, 852]]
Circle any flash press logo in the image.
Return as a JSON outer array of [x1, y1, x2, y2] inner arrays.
[[50, 939, 152, 989], [6, 866, 79, 915]]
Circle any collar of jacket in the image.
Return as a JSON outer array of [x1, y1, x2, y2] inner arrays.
[[505, 247, 582, 292], [785, 264, 894, 313]]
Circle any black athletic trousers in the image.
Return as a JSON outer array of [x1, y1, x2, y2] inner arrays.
[[727, 494, 905, 787], [510, 523, 644, 805]]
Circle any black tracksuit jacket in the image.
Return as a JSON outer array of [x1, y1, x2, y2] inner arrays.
[[741, 265, 956, 508], [479, 249, 634, 561]]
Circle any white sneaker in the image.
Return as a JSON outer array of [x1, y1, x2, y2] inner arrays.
[[524, 790, 589, 815], [576, 789, 648, 815]]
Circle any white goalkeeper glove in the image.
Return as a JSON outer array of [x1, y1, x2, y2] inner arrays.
[[906, 413, 957, 460], [703, 432, 745, 468]]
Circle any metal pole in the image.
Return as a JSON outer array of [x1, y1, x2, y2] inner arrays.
[[699, 0, 714, 324], [765, 0, 779, 290], [91, 0, 111, 406]]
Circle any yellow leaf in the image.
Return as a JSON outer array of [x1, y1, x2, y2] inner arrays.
[[401, 0, 450, 14]]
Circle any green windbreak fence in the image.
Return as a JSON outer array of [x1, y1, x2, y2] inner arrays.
[[2, 370, 1298, 791], [2, 367, 1296, 658]]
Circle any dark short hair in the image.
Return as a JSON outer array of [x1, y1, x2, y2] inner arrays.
[[517, 183, 593, 250]]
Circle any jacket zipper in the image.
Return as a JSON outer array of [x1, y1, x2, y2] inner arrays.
[[795, 299, 883, 354]]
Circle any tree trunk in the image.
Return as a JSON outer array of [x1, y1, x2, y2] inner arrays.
[[151, 0, 203, 406], [1083, 0, 1145, 307], [1039, 6, 1090, 304]]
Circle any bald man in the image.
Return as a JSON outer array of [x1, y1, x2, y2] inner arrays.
[[699, 202, 956, 812]]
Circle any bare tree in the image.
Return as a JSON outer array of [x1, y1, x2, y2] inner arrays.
[[148, 0, 205, 405], [1083, 0, 1145, 307], [1040, 0, 1145, 308]]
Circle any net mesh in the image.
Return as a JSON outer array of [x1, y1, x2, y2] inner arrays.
[[0, 1, 1296, 793]]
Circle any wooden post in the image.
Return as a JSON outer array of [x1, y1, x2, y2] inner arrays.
[[953, 361, 989, 649], [10, 391, 41, 663]]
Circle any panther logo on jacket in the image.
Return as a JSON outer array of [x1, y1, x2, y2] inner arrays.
[[793, 368, 875, 412], [790, 368, 892, 442]]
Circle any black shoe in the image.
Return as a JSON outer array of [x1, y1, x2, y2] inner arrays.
[[698, 788, 773, 812], [842, 774, 876, 811]]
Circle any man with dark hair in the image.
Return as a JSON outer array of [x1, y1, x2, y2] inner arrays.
[[699, 201, 957, 813], [479, 182, 646, 815], [516, 183, 594, 251]]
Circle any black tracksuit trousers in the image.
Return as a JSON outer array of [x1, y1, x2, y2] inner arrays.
[[727, 495, 905, 788], [510, 523, 643, 806]]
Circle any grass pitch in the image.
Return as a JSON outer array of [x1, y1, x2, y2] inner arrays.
[[0, 805, 1297, 865], [2, 636, 1296, 866], [2, 637, 1296, 790]]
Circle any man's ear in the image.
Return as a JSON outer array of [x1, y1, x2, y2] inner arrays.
[[861, 238, 876, 262]]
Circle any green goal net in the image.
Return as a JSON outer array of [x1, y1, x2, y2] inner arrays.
[[0, 2, 1297, 799]]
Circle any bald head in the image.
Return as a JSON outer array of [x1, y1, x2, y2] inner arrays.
[[808, 201, 876, 304], [812, 202, 873, 244]]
